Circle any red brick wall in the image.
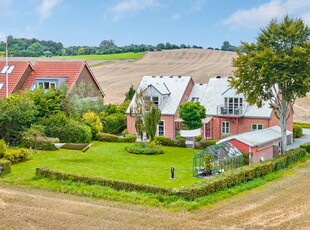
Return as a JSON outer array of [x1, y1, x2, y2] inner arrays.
[[251, 146, 274, 163], [230, 139, 250, 153], [127, 115, 137, 135]]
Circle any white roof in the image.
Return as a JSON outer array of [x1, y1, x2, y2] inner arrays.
[[188, 83, 208, 103], [217, 126, 292, 147], [198, 76, 273, 118], [127, 76, 192, 115]]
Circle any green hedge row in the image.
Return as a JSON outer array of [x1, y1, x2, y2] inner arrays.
[[35, 168, 173, 195], [0, 159, 11, 175], [4, 148, 31, 164], [96, 133, 137, 143], [20, 136, 59, 151], [177, 148, 307, 200], [195, 139, 217, 149], [300, 142, 310, 152], [155, 136, 185, 147]]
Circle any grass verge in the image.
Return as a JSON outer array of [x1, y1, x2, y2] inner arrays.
[[293, 122, 310, 129], [2, 154, 309, 211]]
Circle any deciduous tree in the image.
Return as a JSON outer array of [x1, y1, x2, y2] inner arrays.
[[230, 16, 310, 153]]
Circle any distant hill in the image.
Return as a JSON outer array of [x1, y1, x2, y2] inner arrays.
[[92, 49, 309, 123]]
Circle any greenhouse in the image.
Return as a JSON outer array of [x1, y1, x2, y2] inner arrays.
[[193, 142, 244, 177]]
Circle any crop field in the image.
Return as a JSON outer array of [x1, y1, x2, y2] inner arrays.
[[55, 52, 145, 61]]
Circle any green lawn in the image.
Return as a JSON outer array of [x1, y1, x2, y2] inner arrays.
[[1, 142, 201, 189], [55, 52, 145, 61]]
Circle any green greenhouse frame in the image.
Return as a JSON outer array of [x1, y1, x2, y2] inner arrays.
[[193, 142, 244, 177]]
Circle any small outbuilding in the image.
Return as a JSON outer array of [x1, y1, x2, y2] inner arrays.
[[193, 142, 244, 177], [216, 126, 293, 163]]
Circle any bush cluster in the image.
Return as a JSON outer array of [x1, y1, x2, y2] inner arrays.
[[36, 168, 173, 195], [96, 133, 136, 143], [20, 136, 59, 151], [195, 139, 217, 149], [300, 142, 310, 152], [0, 139, 8, 158], [0, 159, 11, 175], [4, 148, 31, 164], [155, 136, 185, 147], [125, 143, 164, 155], [293, 125, 303, 138], [178, 148, 307, 200]]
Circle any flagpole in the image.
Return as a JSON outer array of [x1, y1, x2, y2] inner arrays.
[[6, 36, 8, 98]]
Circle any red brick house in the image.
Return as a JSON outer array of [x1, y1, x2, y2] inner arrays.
[[0, 61, 33, 99], [188, 76, 293, 140], [0, 60, 104, 99], [23, 61, 105, 99], [127, 76, 293, 141], [217, 126, 293, 163]]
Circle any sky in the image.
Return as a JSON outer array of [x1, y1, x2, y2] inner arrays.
[[0, 0, 309, 48]]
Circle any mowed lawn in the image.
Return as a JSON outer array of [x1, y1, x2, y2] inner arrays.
[[1, 142, 201, 189]]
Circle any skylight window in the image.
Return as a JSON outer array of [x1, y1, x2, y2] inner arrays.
[[1, 65, 15, 74]]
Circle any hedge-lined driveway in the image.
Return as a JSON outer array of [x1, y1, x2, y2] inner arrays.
[[288, 128, 310, 150]]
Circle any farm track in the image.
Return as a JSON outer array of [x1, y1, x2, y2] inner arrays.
[[91, 49, 310, 123], [0, 160, 310, 229]]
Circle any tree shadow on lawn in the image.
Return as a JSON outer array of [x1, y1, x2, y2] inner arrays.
[[57, 158, 94, 163]]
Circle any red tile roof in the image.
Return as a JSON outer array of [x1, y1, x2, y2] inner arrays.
[[0, 61, 33, 99], [23, 61, 86, 90]]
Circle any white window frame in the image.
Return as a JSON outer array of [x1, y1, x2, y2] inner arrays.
[[252, 123, 263, 131], [222, 121, 230, 134], [158, 120, 165, 136], [0, 82, 4, 90], [191, 97, 199, 102]]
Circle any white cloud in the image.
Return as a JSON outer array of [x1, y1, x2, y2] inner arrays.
[[112, 0, 157, 20], [37, 0, 61, 21], [223, 0, 310, 30], [191, 0, 208, 12]]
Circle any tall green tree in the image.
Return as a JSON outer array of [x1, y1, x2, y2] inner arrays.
[[124, 84, 136, 101], [230, 16, 310, 153], [179, 102, 206, 130]]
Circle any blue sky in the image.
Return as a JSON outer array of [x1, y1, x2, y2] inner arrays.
[[0, 0, 309, 48]]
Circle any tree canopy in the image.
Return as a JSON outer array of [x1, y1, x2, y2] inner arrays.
[[179, 102, 206, 130], [230, 16, 310, 152]]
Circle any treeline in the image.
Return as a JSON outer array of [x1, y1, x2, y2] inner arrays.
[[0, 36, 239, 57]]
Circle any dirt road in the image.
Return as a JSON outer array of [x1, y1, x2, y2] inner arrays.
[[1, 161, 309, 230]]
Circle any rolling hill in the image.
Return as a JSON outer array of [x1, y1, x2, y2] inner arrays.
[[91, 49, 310, 123]]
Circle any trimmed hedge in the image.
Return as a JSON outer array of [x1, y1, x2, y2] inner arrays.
[[4, 148, 31, 164], [96, 133, 137, 143], [300, 142, 310, 153], [20, 136, 59, 151], [36, 167, 173, 195], [177, 148, 307, 200], [155, 136, 186, 147], [293, 125, 303, 138], [125, 144, 164, 155], [195, 139, 217, 149], [0, 159, 11, 175]]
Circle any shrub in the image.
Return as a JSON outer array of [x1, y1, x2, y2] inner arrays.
[[83, 112, 103, 139], [4, 148, 30, 164], [243, 152, 250, 165], [20, 136, 59, 151], [196, 139, 217, 149], [125, 143, 164, 155], [0, 139, 8, 158], [36, 168, 173, 195], [96, 133, 121, 142], [41, 113, 92, 143], [300, 142, 310, 152], [178, 148, 307, 200], [0, 159, 11, 175], [101, 113, 126, 134], [194, 136, 202, 142], [293, 125, 303, 138], [123, 134, 137, 143], [155, 136, 176, 146]]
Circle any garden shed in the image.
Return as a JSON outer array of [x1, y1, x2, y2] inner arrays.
[[193, 142, 243, 177]]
